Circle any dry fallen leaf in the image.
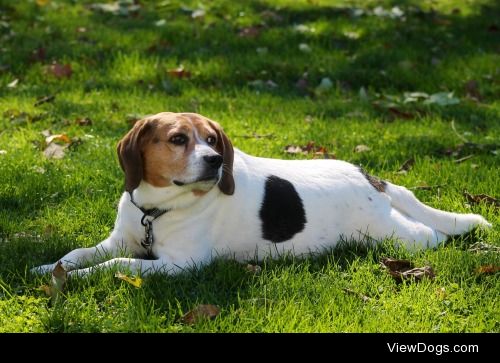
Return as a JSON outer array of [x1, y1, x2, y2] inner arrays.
[[245, 264, 262, 274], [238, 26, 261, 38], [468, 242, 500, 254], [284, 141, 334, 158], [388, 107, 414, 119], [476, 265, 500, 275], [296, 78, 309, 93], [354, 144, 371, 153], [396, 266, 435, 282], [43, 143, 66, 159], [7, 79, 19, 88], [30, 47, 46, 63], [41, 129, 51, 138], [46, 133, 71, 145], [76, 117, 92, 126], [115, 272, 143, 288], [167, 66, 191, 79], [285, 145, 305, 154], [397, 158, 415, 174], [463, 191, 499, 209], [487, 24, 499, 33], [381, 257, 413, 271], [180, 304, 220, 325], [464, 80, 482, 101], [381, 257, 435, 283], [47, 63, 72, 79], [52, 261, 67, 290], [39, 261, 67, 303]]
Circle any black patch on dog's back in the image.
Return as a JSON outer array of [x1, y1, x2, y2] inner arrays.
[[359, 167, 386, 193], [259, 175, 307, 243]]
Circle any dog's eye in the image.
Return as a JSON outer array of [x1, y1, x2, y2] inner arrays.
[[206, 136, 217, 146], [170, 134, 188, 146]]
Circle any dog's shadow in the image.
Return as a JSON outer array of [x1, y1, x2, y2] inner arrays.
[[16, 228, 491, 332]]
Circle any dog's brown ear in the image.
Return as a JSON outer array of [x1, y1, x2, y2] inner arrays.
[[210, 121, 235, 195], [117, 119, 154, 193]]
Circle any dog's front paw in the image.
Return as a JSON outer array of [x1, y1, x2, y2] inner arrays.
[[30, 263, 57, 275]]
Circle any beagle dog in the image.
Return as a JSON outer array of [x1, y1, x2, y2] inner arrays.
[[32, 112, 491, 277]]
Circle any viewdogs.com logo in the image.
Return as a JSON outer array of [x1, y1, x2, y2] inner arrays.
[[387, 343, 479, 355]]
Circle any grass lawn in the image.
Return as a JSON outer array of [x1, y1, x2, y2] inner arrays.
[[0, 0, 498, 332]]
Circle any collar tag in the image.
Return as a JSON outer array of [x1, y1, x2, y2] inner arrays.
[[129, 192, 169, 257]]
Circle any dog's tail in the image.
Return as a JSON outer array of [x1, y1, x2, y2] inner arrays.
[[384, 182, 491, 236]]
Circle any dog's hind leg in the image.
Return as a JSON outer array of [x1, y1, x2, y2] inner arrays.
[[368, 207, 448, 249], [384, 182, 491, 235]]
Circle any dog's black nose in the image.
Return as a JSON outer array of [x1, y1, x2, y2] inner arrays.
[[203, 155, 223, 169]]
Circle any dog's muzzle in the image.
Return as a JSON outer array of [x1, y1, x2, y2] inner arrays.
[[173, 154, 222, 186]]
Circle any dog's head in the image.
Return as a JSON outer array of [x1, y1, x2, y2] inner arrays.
[[117, 112, 234, 196]]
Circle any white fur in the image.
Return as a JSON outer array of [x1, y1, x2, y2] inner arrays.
[[32, 149, 491, 277]]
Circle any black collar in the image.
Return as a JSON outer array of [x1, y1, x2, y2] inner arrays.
[[129, 192, 170, 258]]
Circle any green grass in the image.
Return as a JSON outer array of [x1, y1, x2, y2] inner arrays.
[[0, 0, 499, 332]]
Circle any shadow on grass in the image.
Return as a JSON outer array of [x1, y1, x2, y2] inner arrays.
[[1, 1, 499, 100]]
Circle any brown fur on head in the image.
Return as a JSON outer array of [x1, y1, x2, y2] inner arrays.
[[116, 112, 235, 195]]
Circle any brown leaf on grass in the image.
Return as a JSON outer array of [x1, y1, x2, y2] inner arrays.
[[75, 117, 92, 126], [245, 264, 262, 274], [167, 66, 191, 79], [476, 265, 500, 275], [381, 258, 435, 283], [34, 95, 55, 107], [30, 47, 46, 63], [285, 141, 335, 158], [388, 107, 415, 120], [285, 145, 305, 154], [464, 80, 482, 101], [39, 261, 67, 303], [397, 266, 435, 281], [432, 18, 451, 26], [238, 26, 261, 38], [47, 63, 72, 79], [42, 131, 72, 159], [38, 285, 52, 296], [463, 191, 499, 209], [354, 144, 371, 153], [468, 242, 500, 254], [147, 40, 171, 54], [381, 257, 413, 271], [487, 24, 499, 33], [397, 158, 415, 174], [43, 143, 66, 159], [115, 272, 143, 288], [46, 133, 71, 145], [180, 304, 220, 325], [295, 78, 309, 93]]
